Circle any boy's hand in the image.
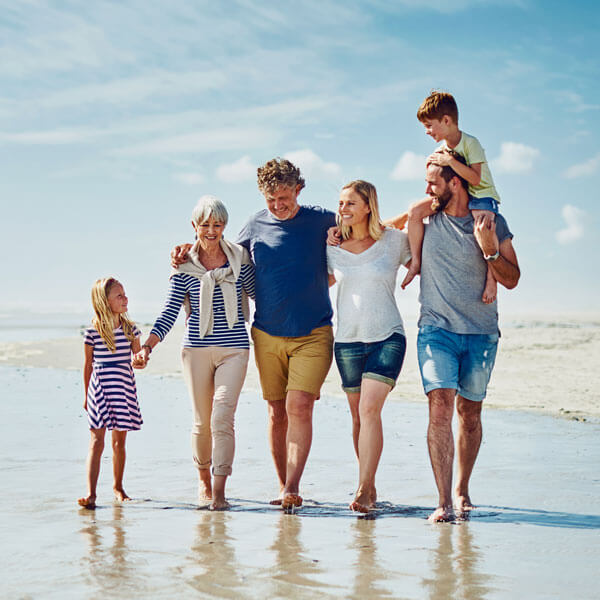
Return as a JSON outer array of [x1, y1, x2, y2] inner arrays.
[[427, 151, 453, 167], [171, 243, 193, 267], [326, 226, 342, 246], [132, 351, 148, 369]]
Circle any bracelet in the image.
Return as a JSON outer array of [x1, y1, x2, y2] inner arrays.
[[142, 344, 153, 354], [484, 250, 500, 262]]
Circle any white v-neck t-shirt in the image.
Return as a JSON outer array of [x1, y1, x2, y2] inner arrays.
[[327, 228, 411, 343]]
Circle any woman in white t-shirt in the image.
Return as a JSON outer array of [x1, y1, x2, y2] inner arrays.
[[327, 180, 412, 513]]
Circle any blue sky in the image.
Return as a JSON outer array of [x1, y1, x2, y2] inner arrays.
[[2, 0, 599, 320]]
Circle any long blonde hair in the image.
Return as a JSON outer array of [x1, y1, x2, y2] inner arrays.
[[91, 277, 136, 353], [337, 180, 384, 241]]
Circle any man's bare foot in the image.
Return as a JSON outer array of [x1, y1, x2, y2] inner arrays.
[[209, 498, 231, 511], [455, 494, 476, 513], [281, 493, 303, 509], [113, 488, 131, 502], [482, 277, 497, 304], [401, 266, 420, 289], [78, 495, 96, 509], [428, 506, 455, 523]]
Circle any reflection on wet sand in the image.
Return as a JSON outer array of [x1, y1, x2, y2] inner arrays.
[[268, 514, 329, 597], [188, 511, 244, 597], [79, 505, 150, 596], [423, 523, 492, 600], [349, 519, 395, 598]]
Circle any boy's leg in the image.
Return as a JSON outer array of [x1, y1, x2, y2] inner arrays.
[[112, 430, 130, 501], [79, 428, 106, 508], [402, 198, 434, 289], [470, 206, 498, 303]]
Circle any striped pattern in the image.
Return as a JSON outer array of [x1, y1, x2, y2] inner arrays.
[[84, 325, 143, 431], [151, 263, 255, 349]]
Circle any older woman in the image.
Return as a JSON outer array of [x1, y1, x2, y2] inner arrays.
[[136, 195, 255, 510], [327, 180, 411, 513]]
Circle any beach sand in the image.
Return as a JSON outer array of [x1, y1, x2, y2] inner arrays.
[[1, 318, 599, 598]]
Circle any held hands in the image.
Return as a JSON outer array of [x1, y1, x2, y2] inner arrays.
[[171, 243, 193, 268], [473, 214, 499, 257], [132, 348, 150, 370], [327, 226, 342, 246]]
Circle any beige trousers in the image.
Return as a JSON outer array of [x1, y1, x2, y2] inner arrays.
[[181, 347, 249, 476]]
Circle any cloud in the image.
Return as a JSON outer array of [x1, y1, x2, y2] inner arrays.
[[216, 155, 256, 183], [564, 153, 600, 179], [173, 172, 205, 185], [492, 142, 540, 174], [284, 149, 341, 179], [0, 128, 101, 145], [390, 151, 427, 181], [556, 204, 584, 245]]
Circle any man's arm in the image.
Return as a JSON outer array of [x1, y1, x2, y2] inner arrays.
[[474, 216, 520, 289]]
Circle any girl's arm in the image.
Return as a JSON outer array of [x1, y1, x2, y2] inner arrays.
[[83, 344, 93, 410]]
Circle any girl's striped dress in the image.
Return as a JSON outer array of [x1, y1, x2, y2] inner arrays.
[[84, 325, 143, 431]]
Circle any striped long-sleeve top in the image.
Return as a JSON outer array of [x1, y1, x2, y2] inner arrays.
[[151, 262, 255, 349]]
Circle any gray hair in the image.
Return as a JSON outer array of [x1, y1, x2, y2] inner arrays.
[[191, 195, 229, 226]]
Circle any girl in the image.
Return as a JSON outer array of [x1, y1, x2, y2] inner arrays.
[[78, 277, 144, 509], [327, 181, 412, 513]]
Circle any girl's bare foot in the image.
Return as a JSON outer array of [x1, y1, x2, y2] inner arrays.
[[281, 493, 303, 509], [113, 488, 131, 502], [78, 495, 96, 509], [197, 469, 213, 503], [455, 494, 475, 513]]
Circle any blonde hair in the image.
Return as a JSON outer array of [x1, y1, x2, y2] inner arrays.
[[338, 180, 384, 242], [90, 277, 136, 353]]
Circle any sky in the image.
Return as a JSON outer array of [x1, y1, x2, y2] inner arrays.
[[2, 0, 599, 322]]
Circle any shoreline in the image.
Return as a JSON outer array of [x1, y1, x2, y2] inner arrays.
[[2, 320, 598, 421]]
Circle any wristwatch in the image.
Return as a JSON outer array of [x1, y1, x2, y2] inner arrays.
[[484, 251, 500, 262]]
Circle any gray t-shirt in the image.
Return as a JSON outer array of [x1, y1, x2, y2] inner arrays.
[[418, 211, 513, 335]]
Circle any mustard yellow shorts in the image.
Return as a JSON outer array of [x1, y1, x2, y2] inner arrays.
[[251, 325, 334, 401]]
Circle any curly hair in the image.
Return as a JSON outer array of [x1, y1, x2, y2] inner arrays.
[[417, 90, 459, 125], [257, 158, 305, 194]]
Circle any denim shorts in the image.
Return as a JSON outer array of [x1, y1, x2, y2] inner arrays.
[[417, 325, 499, 402], [468, 196, 499, 213], [334, 332, 407, 393]]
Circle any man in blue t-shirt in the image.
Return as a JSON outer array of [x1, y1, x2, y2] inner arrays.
[[173, 158, 336, 509], [415, 154, 520, 523]]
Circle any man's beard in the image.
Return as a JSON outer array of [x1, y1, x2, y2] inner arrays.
[[430, 187, 452, 213]]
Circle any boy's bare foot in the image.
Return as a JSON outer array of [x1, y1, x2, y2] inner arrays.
[[113, 488, 131, 502], [281, 493, 303, 509], [482, 277, 497, 304], [428, 506, 455, 523], [78, 495, 96, 509], [401, 266, 420, 289]]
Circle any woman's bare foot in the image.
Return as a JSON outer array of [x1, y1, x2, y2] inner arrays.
[[113, 488, 131, 502], [78, 495, 96, 509], [198, 469, 212, 503], [281, 493, 303, 509], [209, 498, 231, 511], [350, 487, 373, 513], [371, 487, 377, 506], [428, 506, 455, 523]]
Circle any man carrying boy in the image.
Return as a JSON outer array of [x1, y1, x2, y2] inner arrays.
[[403, 91, 502, 304], [417, 154, 519, 522]]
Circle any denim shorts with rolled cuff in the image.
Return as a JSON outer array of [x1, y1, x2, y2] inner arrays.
[[334, 332, 407, 393], [468, 196, 499, 213], [417, 325, 499, 402]]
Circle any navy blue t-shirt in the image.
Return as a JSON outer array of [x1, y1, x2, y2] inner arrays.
[[237, 205, 336, 337]]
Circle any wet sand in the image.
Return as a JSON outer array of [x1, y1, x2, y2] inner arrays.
[[1, 364, 599, 598]]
